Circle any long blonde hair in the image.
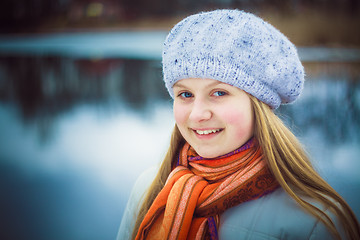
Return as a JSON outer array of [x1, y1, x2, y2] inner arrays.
[[250, 95, 360, 240], [131, 95, 360, 240]]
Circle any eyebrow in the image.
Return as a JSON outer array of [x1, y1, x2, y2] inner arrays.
[[173, 83, 187, 89], [173, 80, 228, 89]]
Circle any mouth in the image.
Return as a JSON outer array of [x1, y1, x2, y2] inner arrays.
[[193, 129, 223, 135]]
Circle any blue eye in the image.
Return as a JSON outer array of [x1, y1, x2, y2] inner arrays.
[[179, 92, 193, 98], [213, 91, 227, 96]]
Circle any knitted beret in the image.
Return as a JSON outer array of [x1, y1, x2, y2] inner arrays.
[[162, 9, 304, 109]]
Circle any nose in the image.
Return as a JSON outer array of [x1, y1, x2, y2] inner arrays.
[[189, 98, 212, 122]]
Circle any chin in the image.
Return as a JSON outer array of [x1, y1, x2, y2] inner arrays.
[[195, 149, 222, 159]]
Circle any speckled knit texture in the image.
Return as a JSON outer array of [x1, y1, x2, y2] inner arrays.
[[162, 9, 304, 109]]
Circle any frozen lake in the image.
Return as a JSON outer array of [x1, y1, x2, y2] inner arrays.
[[0, 31, 359, 240]]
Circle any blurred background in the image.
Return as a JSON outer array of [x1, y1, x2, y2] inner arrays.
[[0, 0, 359, 239]]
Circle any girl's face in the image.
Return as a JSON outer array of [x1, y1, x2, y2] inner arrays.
[[173, 78, 254, 158]]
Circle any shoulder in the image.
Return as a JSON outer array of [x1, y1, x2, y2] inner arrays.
[[219, 188, 336, 240], [132, 166, 159, 198], [123, 166, 159, 213], [116, 166, 159, 240]]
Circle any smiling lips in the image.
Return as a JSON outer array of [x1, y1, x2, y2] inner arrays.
[[194, 129, 222, 135]]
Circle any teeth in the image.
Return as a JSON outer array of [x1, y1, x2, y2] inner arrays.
[[196, 129, 220, 135]]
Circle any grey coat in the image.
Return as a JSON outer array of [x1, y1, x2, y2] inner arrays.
[[117, 166, 340, 240]]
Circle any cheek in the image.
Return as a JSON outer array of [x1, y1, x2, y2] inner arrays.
[[221, 107, 254, 135], [223, 111, 243, 124], [221, 106, 246, 125], [173, 103, 188, 125]]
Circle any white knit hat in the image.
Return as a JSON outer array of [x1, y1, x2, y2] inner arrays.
[[162, 9, 304, 109]]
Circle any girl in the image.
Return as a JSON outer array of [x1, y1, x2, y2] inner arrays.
[[117, 9, 360, 240]]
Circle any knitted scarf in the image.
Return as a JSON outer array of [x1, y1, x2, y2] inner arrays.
[[135, 138, 279, 240]]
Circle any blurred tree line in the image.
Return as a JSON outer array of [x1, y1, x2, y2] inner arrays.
[[1, 0, 359, 33]]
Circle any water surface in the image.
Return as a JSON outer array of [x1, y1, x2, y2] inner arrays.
[[0, 32, 359, 240]]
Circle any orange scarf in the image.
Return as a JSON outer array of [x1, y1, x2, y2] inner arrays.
[[135, 139, 279, 240]]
